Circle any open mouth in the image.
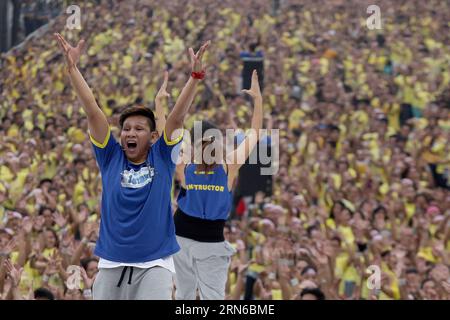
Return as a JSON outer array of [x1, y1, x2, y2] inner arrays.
[[127, 141, 137, 151]]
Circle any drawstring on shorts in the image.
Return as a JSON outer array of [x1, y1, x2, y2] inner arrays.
[[117, 266, 134, 287]]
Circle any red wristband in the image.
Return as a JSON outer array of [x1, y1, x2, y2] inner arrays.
[[191, 70, 206, 80]]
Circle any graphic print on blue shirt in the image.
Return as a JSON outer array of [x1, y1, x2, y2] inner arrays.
[[177, 164, 232, 221], [90, 128, 182, 263], [120, 165, 155, 188]]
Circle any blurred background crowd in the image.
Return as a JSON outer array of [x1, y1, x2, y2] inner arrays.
[[0, 0, 449, 300]]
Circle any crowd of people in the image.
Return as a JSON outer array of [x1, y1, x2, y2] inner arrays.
[[0, 0, 449, 300]]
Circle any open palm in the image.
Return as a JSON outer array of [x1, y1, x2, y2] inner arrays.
[[156, 71, 170, 100], [5, 259, 23, 287], [242, 70, 261, 99], [54, 33, 85, 69], [189, 41, 210, 72]]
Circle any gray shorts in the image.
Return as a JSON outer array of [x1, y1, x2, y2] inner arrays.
[[92, 266, 173, 300], [174, 235, 236, 300]]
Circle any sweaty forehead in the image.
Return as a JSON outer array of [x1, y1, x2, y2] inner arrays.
[[123, 115, 150, 127]]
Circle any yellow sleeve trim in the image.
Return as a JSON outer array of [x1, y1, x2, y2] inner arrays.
[[164, 128, 184, 146], [90, 127, 111, 149]]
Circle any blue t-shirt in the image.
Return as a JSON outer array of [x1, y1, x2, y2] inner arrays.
[[177, 164, 232, 221], [91, 128, 182, 263]]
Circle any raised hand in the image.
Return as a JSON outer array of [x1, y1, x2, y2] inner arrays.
[[0, 239, 16, 256], [54, 33, 85, 70], [156, 71, 170, 101], [242, 70, 262, 100], [277, 262, 291, 279], [80, 267, 95, 289], [323, 242, 336, 258], [189, 41, 210, 73], [237, 260, 253, 276], [52, 212, 67, 229], [441, 280, 450, 295], [22, 216, 34, 234], [4, 259, 23, 288], [236, 239, 246, 252]]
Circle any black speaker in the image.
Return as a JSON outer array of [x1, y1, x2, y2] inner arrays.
[[241, 52, 264, 92], [232, 139, 273, 217], [236, 145, 273, 197]]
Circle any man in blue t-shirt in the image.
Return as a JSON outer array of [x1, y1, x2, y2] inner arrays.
[[55, 33, 210, 299]]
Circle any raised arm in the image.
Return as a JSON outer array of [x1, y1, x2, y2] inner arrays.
[[226, 70, 263, 172], [155, 71, 170, 136], [164, 41, 210, 141], [54, 33, 109, 145], [4, 259, 23, 300]]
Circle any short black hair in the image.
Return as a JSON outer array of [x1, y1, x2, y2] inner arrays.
[[39, 178, 53, 187], [190, 120, 218, 143], [329, 200, 346, 219], [34, 287, 55, 300], [81, 257, 98, 271], [406, 268, 418, 275], [421, 278, 435, 289], [76, 203, 88, 211], [372, 206, 387, 221], [300, 287, 325, 300], [306, 225, 318, 237], [373, 206, 387, 214], [74, 158, 86, 166], [119, 106, 156, 131], [381, 250, 391, 258], [331, 236, 342, 245]]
